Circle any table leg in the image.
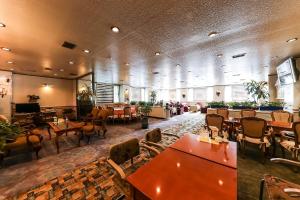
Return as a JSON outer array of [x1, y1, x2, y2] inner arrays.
[[272, 134, 276, 157], [55, 135, 60, 154], [47, 126, 52, 140], [78, 130, 83, 146]]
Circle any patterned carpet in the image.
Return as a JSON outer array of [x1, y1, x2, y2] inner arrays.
[[0, 113, 204, 200], [2, 113, 300, 200]]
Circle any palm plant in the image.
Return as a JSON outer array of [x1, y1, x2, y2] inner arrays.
[[244, 80, 269, 104], [0, 121, 20, 151], [150, 91, 157, 104]]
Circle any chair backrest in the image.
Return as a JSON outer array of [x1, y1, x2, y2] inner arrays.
[[241, 117, 266, 139], [207, 109, 217, 114], [145, 128, 162, 143], [271, 110, 292, 123], [294, 122, 300, 146], [97, 109, 109, 120], [206, 114, 224, 131], [109, 138, 140, 165], [217, 109, 229, 120], [241, 109, 256, 118], [124, 107, 131, 115], [107, 107, 114, 115], [91, 108, 99, 118]]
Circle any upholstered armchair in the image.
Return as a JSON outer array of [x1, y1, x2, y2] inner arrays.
[[82, 107, 99, 122], [107, 138, 159, 180], [238, 117, 270, 162], [0, 128, 43, 166], [141, 128, 180, 151], [279, 122, 300, 160], [259, 158, 300, 200]]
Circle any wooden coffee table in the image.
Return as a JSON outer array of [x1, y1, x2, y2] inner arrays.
[[127, 148, 237, 200], [47, 121, 84, 153]]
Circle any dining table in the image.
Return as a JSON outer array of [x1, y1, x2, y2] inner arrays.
[[127, 134, 237, 200]]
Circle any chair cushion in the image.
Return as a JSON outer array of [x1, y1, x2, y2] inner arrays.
[[5, 134, 40, 150], [280, 140, 299, 151], [237, 133, 271, 147], [82, 124, 94, 133], [145, 128, 162, 143], [109, 138, 140, 165]]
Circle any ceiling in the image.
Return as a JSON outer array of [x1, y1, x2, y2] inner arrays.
[[1, 0, 300, 89]]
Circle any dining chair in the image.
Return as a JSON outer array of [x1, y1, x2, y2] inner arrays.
[[122, 106, 131, 123], [141, 128, 180, 152], [279, 121, 300, 160], [271, 110, 292, 123], [207, 109, 217, 114], [106, 107, 116, 124], [259, 158, 300, 200], [238, 117, 270, 162], [205, 114, 224, 138], [107, 138, 159, 180], [241, 109, 256, 118], [217, 108, 229, 120]]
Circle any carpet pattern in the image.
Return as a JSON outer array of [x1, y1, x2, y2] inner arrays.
[[0, 113, 204, 200]]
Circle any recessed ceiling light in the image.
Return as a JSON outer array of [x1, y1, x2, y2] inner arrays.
[[83, 49, 90, 53], [1, 47, 11, 51], [217, 54, 223, 57], [111, 26, 120, 33], [176, 64, 181, 67], [125, 63, 130, 66], [155, 52, 160, 56], [286, 38, 298, 43], [208, 31, 218, 37], [10, 68, 14, 71], [0, 23, 5, 27], [54, 73, 58, 76], [60, 69, 64, 72], [69, 61, 74, 65], [7, 61, 13, 64]]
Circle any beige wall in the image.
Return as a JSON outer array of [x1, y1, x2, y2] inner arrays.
[[13, 74, 76, 107], [0, 70, 13, 120]]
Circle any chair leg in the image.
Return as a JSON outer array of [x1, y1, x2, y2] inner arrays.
[[0, 153, 4, 168], [259, 179, 265, 200], [261, 144, 266, 164], [280, 145, 286, 158]]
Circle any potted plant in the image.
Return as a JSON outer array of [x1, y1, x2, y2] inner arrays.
[[207, 101, 228, 108], [259, 102, 285, 111], [77, 84, 95, 118], [130, 101, 137, 105], [150, 91, 157, 104], [228, 101, 256, 109], [244, 80, 269, 104], [0, 121, 21, 153], [27, 95, 40, 103], [139, 102, 153, 129]]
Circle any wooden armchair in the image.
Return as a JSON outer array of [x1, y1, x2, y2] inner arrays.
[[121, 106, 131, 123], [82, 107, 99, 122], [107, 138, 159, 180], [238, 117, 270, 162], [259, 158, 300, 200], [141, 128, 180, 151], [205, 114, 225, 138], [0, 129, 43, 166], [241, 109, 256, 118], [279, 121, 300, 160], [271, 110, 292, 123]]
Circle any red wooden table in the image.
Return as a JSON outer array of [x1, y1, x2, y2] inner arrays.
[[127, 148, 237, 200], [170, 133, 237, 168]]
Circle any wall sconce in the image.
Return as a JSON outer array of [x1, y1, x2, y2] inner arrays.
[[0, 87, 7, 98]]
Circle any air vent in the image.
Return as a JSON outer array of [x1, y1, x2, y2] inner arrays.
[[153, 72, 159, 74], [232, 53, 246, 59], [62, 41, 77, 49], [69, 73, 78, 76], [44, 67, 52, 71]]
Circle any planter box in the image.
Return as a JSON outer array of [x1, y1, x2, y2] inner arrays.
[[232, 106, 254, 110], [259, 106, 283, 111], [209, 106, 229, 109]]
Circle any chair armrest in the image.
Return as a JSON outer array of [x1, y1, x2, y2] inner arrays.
[[140, 144, 160, 156], [271, 158, 300, 167], [162, 133, 180, 139], [144, 141, 166, 150], [107, 158, 126, 179]]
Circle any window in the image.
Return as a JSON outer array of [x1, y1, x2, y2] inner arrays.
[[193, 88, 206, 101], [141, 88, 145, 101], [206, 87, 213, 102], [176, 89, 181, 102], [231, 85, 249, 101], [187, 88, 193, 101], [113, 85, 120, 102], [224, 86, 232, 102]]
